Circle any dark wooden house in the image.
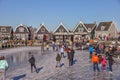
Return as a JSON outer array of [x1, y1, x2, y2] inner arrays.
[[73, 21, 96, 41], [36, 23, 50, 40], [0, 26, 13, 40], [14, 24, 29, 40], [53, 22, 73, 43]]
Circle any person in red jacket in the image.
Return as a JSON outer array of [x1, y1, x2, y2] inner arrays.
[[92, 52, 100, 72]]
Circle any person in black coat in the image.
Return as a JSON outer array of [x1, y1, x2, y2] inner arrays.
[[107, 54, 115, 74], [29, 55, 38, 73], [68, 48, 75, 66], [68, 49, 72, 66], [71, 48, 75, 65]]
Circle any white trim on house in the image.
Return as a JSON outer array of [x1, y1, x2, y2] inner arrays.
[[108, 21, 119, 32], [35, 23, 50, 34], [89, 23, 96, 33], [108, 21, 119, 37], [108, 21, 113, 31], [53, 22, 69, 33], [15, 24, 29, 33], [73, 21, 89, 33]]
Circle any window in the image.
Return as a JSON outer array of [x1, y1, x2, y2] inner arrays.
[[101, 26, 105, 30], [88, 28, 91, 31], [1, 28, 6, 32], [19, 27, 24, 32], [59, 29, 64, 32], [78, 27, 84, 32], [41, 28, 45, 32]]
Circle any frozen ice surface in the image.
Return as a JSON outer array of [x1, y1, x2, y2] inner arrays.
[[0, 47, 120, 80]]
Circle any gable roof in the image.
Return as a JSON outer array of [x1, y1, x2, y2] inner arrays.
[[96, 21, 112, 31], [84, 23, 96, 32], [0, 26, 12, 33], [73, 21, 88, 33], [27, 26, 33, 33], [36, 23, 50, 34], [15, 24, 29, 33], [53, 22, 69, 33]]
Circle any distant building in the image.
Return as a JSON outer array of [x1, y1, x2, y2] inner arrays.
[[36, 23, 50, 40], [27, 26, 35, 40], [0, 26, 13, 40], [14, 24, 29, 40], [73, 21, 96, 41], [95, 21, 118, 40], [0, 21, 119, 42], [33, 28, 37, 40], [53, 22, 73, 43]]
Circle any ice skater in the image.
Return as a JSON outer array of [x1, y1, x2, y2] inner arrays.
[[28, 55, 38, 73]]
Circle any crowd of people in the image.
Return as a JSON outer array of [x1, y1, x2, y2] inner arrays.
[[53, 41, 118, 76], [89, 43, 116, 75], [45, 41, 117, 76], [0, 41, 120, 79], [56, 45, 75, 67]]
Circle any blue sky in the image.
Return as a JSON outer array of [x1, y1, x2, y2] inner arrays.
[[0, 0, 120, 31]]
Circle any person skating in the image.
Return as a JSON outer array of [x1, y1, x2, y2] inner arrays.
[[71, 48, 75, 65], [105, 46, 109, 57], [66, 48, 71, 59], [95, 45, 100, 55], [98, 55, 102, 71], [92, 52, 100, 73], [89, 45, 94, 59], [68, 50, 72, 66], [68, 48, 75, 66], [107, 54, 115, 74], [52, 41, 56, 51], [56, 53, 61, 68], [60, 45, 65, 58], [101, 56, 107, 71], [28, 55, 38, 73], [0, 56, 8, 80], [46, 43, 50, 51]]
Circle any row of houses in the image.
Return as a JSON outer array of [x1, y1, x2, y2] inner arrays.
[[0, 21, 119, 42]]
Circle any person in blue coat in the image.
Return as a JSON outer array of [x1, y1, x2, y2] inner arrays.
[[89, 45, 94, 59]]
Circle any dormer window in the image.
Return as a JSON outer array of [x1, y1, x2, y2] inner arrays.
[[19, 27, 24, 32], [59, 29, 64, 32], [79, 24, 82, 27], [1, 28, 6, 32], [41, 28, 45, 32], [88, 28, 91, 31], [101, 26, 105, 30], [78, 27, 84, 32]]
